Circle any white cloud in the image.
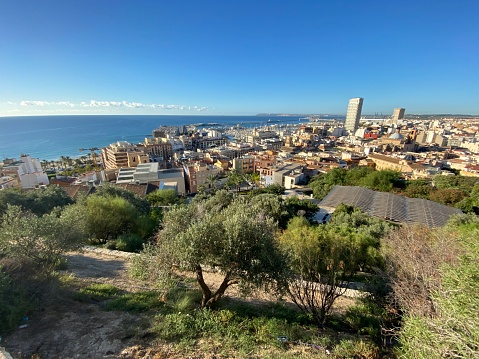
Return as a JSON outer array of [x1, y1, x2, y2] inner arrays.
[[8, 99, 210, 113], [85, 100, 209, 111], [20, 100, 76, 107]]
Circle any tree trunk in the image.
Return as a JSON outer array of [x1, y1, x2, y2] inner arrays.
[[196, 265, 212, 307], [204, 274, 238, 308], [196, 266, 238, 308]]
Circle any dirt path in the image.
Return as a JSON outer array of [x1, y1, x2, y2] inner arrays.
[[3, 249, 147, 359], [3, 248, 357, 358]]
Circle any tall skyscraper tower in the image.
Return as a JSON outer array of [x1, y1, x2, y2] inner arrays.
[[391, 108, 405, 124], [345, 97, 363, 134]]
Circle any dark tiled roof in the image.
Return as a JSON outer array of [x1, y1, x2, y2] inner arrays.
[[63, 185, 94, 199], [114, 183, 148, 197], [320, 185, 462, 228]]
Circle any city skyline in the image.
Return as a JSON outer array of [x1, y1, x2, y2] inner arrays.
[[1, 1, 478, 117]]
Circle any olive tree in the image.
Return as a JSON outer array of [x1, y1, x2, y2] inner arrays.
[[0, 185, 73, 216], [137, 193, 287, 308], [0, 204, 87, 273]]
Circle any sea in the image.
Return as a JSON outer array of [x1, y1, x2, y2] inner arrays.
[[0, 115, 308, 161]]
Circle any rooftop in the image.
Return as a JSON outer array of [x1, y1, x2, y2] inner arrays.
[[320, 185, 462, 228]]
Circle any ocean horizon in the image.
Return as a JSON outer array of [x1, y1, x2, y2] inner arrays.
[[0, 115, 310, 161]]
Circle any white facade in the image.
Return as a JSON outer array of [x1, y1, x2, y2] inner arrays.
[[1, 155, 49, 189], [345, 97, 364, 134], [116, 163, 186, 195], [0, 175, 18, 189]]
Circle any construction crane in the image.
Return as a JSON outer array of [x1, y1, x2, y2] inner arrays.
[[79, 147, 101, 174]]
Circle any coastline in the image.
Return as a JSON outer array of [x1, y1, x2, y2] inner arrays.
[[0, 115, 308, 162]]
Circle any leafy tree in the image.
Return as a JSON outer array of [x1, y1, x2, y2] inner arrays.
[[0, 186, 73, 216], [345, 166, 374, 184], [328, 205, 393, 251], [280, 210, 389, 327], [146, 189, 184, 206], [84, 195, 139, 243], [457, 183, 479, 214], [0, 205, 87, 273], [225, 170, 243, 192], [309, 168, 402, 200], [94, 184, 150, 214], [283, 196, 318, 221], [248, 194, 286, 224], [433, 174, 478, 192], [402, 179, 432, 199], [191, 189, 234, 212], [429, 188, 466, 206], [308, 168, 347, 200], [136, 193, 287, 308], [359, 170, 401, 192], [248, 183, 284, 197]]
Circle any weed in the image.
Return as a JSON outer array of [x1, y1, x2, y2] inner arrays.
[[334, 338, 381, 359], [165, 286, 202, 313], [343, 303, 382, 338], [0, 270, 33, 335], [104, 291, 164, 312], [72, 283, 122, 302]]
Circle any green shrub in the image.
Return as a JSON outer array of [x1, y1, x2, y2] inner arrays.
[[165, 287, 202, 313], [343, 303, 381, 338], [73, 283, 122, 302], [334, 339, 380, 359], [0, 270, 33, 335], [104, 291, 164, 312], [105, 240, 117, 250], [115, 233, 144, 252]]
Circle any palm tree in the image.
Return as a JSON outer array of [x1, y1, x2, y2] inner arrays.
[[65, 156, 73, 167], [226, 170, 243, 193], [205, 174, 218, 190], [244, 172, 260, 189]]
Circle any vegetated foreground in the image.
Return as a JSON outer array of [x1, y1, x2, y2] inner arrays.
[[3, 248, 375, 359], [3, 249, 144, 358]]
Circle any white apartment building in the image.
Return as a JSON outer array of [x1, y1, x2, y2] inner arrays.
[[0, 155, 49, 189]]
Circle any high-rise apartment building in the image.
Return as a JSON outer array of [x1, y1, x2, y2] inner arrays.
[[345, 97, 363, 134], [392, 108, 405, 124]]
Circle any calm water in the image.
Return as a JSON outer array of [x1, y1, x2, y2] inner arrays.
[[0, 115, 304, 161]]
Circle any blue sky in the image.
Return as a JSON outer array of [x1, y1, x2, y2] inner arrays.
[[0, 0, 478, 116]]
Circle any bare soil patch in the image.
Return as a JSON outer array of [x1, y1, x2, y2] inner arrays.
[[3, 249, 148, 359], [3, 248, 358, 358]]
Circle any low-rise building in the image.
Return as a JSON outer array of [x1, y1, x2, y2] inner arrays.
[[0, 155, 49, 189], [260, 162, 306, 189], [116, 163, 186, 195], [232, 155, 255, 174], [101, 141, 149, 170], [183, 162, 222, 194]]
